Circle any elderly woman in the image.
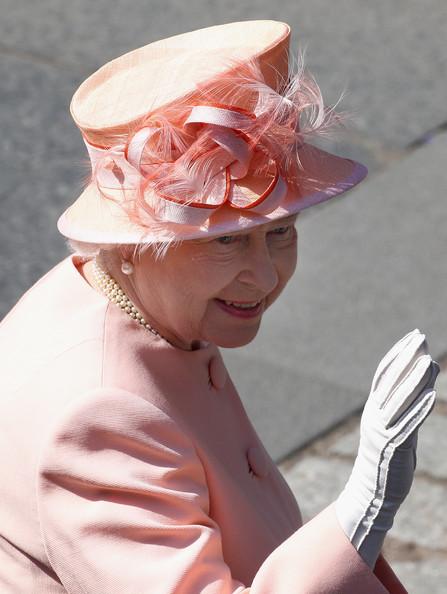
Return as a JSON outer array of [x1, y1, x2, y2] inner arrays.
[[0, 20, 438, 594]]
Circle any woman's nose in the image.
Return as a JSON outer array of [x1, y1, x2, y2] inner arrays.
[[237, 243, 279, 294]]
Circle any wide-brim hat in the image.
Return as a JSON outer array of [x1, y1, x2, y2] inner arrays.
[[57, 20, 367, 245]]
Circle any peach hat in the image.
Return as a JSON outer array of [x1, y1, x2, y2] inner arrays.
[[57, 20, 367, 245]]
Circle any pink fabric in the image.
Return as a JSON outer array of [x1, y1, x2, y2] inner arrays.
[[0, 255, 404, 593]]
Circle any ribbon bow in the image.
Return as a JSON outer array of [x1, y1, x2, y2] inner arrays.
[[85, 100, 295, 226]]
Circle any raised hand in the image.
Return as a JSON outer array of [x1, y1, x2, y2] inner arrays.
[[335, 329, 439, 568]]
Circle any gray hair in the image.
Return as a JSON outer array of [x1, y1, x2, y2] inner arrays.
[[65, 238, 177, 262]]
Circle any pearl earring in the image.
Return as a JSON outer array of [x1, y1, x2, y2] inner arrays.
[[121, 260, 134, 275]]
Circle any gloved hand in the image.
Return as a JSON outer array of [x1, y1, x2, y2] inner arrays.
[[335, 329, 439, 568]]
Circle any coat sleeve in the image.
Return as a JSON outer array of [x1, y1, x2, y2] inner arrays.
[[36, 387, 404, 594]]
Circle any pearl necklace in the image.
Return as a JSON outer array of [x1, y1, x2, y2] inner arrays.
[[92, 257, 167, 341]]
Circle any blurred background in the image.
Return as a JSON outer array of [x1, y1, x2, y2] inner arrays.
[[1, 1, 446, 590]]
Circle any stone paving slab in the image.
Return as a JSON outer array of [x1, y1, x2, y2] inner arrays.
[[2, 1, 447, 149], [225, 353, 362, 461], [279, 454, 351, 521], [279, 452, 447, 551], [391, 475, 447, 551], [0, 54, 80, 165], [0, 53, 86, 313], [291, 0, 447, 149]]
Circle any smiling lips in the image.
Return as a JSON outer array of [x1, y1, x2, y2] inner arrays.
[[214, 298, 263, 318]]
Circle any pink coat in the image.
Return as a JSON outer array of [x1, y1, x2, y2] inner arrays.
[[0, 254, 406, 593]]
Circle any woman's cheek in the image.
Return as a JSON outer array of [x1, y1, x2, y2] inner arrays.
[[265, 247, 298, 309]]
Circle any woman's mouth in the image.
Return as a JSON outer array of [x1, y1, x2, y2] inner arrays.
[[214, 298, 263, 318]]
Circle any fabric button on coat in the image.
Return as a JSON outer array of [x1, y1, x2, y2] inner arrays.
[[247, 446, 270, 478], [208, 355, 227, 389]]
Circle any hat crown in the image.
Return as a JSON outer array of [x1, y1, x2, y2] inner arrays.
[[70, 20, 290, 147]]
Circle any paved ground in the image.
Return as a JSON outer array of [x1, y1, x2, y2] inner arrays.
[[1, 2, 446, 591], [279, 362, 447, 593]]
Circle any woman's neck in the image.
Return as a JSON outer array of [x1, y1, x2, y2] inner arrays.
[[77, 257, 203, 351]]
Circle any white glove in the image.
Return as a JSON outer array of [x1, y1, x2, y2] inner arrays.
[[335, 329, 439, 568]]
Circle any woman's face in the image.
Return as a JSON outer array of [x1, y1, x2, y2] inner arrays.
[[120, 214, 298, 349]]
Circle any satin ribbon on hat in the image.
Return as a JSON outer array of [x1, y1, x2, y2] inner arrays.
[[85, 103, 289, 226]]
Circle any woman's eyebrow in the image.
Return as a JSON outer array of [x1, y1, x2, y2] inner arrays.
[[194, 215, 298, 244]]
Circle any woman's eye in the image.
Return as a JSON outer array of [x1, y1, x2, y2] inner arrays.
[[216, 235, 237, 245], [271, 225, 291, 235]]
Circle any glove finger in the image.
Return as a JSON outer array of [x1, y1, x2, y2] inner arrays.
[[391, 387, 436, 445], [382, 356, 435, 428], [373, 330, 427, 405], [370, 329, 418, 394]]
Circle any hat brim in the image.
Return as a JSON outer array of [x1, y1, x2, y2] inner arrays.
[[57, 143, 367, 244]]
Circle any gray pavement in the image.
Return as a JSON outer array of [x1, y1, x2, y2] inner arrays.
[[1, 2, 446, 590]]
